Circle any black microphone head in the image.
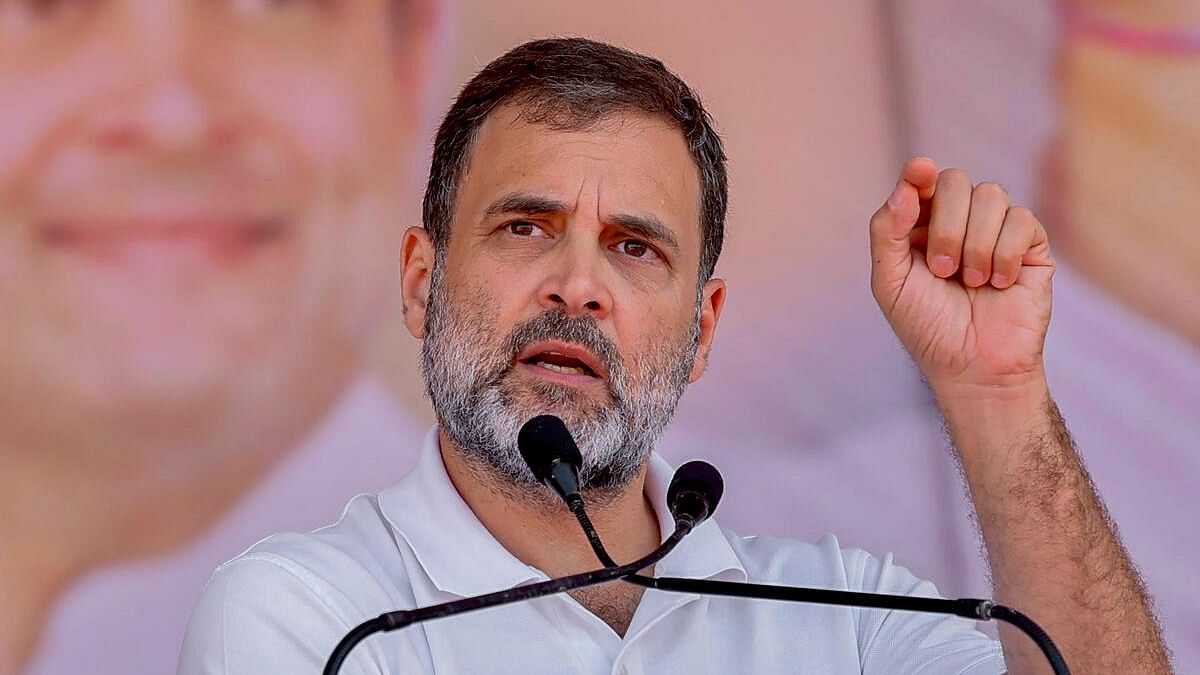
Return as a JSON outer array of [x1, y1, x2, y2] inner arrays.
[[667, 460, 724, 526], [517, 415, 583, 498]]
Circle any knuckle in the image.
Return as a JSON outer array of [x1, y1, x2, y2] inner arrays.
[[963, 245, 993, 263], [938, 168, 970, 187], [1008, 205, 1036, 224], [974, 181, 1008, 200], [993, 246, 1020, 266], [928, 235, 960, 254]]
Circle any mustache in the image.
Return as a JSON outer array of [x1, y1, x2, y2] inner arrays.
[[492, 308, 624, 387]]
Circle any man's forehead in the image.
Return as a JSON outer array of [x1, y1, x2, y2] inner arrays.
[[460, 105, 701, 228]]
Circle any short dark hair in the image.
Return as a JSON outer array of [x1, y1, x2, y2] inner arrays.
[[422, 37, 727, 283]]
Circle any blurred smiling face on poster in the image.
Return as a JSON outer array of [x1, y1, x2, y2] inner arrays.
[[0, 0, 433, 530]]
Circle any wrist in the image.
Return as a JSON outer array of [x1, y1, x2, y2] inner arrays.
[[929, 366, 1049, 413], [933, 375, 1054, 466]]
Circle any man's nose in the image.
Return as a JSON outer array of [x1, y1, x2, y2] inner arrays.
[[90, 2, 232, 152], [536, 232, 614, 320]]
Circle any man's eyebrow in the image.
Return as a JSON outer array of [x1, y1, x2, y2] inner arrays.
[[609, 212, 681, 256], [483, 193, 571, 219]]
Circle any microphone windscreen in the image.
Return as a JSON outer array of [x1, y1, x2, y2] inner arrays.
[[667, 460, 724, 523], [517, 415, 583, 483]]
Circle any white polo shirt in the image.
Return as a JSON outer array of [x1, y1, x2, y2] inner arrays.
[[178, 428, 1005, 674]]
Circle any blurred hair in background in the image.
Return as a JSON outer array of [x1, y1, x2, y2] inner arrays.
[[1, 0, 1195, 673]]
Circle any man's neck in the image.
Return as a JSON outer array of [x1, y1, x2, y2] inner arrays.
[[437, 429, 662, 579]]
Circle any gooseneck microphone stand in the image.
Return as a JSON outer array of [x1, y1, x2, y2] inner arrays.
[[518, 415, 1071, 675], [566, 478, 1069, 672], [325, 414, 1070, 674], [322, 506, 699, 675], [569, 495, 1069, 674]]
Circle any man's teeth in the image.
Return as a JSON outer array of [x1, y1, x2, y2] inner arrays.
[[535, 360, 587, 376]]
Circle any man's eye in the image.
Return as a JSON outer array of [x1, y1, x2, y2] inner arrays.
[[618, 240, 659, 260], [505, 221, 546, 237]]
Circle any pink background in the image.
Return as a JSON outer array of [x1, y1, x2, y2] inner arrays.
[[5, 0, 1197, 673]]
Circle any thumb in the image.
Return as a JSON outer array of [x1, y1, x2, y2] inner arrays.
[[869, 180, 921, 299]]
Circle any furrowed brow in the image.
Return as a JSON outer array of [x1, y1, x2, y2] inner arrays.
[[483, 191, 682, 257], [483, 193, 571, 219], [609, 213, 681, 257]]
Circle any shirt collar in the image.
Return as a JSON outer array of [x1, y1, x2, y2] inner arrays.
[[378, 426, 745, 597]]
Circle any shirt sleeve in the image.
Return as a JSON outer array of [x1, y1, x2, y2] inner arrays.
[[847, 549, 1007, 675], [177, 554, 394, 675]]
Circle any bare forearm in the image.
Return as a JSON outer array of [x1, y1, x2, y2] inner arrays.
[[937, 382, 1171, 674]]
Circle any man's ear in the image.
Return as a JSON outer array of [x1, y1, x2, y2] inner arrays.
[[688, 278, 726, 383], [400, 226, 436, 338]]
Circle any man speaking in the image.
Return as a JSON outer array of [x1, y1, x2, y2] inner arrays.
[[180, 38, 1169, 673]]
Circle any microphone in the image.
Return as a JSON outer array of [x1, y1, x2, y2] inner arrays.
[[515, 415, 723, 532], [517, 415, 618, 568], [517, 414, 584, 503], [666, 459, 724, 528], [515, 416, 724, 570]]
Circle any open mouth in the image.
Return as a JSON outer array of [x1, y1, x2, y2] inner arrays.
[[516, 342, 606, 381]]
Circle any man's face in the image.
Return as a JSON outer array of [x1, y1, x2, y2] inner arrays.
[[0, 0, 429, 459], [409, 107, 724, 495]]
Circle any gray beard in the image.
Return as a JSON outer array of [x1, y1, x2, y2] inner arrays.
[[420, 264, 699, 499]]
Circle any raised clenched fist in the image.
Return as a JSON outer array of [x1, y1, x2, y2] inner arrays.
[[869, 158, 1055, 398]]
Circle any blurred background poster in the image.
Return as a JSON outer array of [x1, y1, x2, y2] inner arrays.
[[1, 0, 1195, 673]]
